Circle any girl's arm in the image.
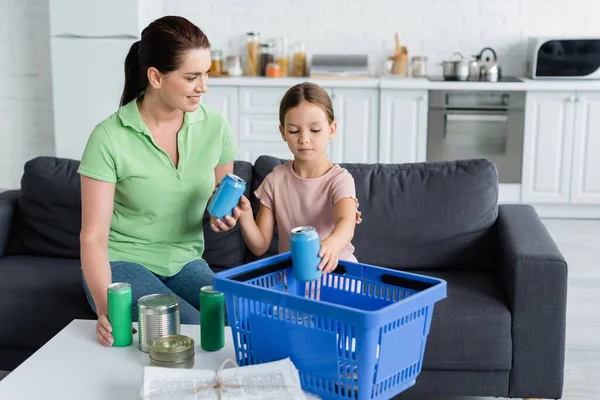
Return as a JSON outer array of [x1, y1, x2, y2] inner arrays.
[[239, 203, 276, 256], [319, 198, 358, 272]]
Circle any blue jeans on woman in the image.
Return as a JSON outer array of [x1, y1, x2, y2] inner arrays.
[[82, 259, 214, 324]]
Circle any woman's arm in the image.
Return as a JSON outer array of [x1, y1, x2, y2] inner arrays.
[[239, 204, 275, 256], [319, 198, 357, 272], [80, 176, 115, 316], [214, 161, 233, 185]]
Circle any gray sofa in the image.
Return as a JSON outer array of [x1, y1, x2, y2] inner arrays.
[[0, 155, 567, 399]]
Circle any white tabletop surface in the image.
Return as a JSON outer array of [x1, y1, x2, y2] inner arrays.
[[0, 319, 236, 400]]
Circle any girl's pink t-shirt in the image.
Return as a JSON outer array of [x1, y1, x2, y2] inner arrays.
[[254, 161, 361, 261]]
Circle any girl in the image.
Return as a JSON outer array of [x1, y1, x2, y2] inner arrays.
[[234, 82, 362, 273]]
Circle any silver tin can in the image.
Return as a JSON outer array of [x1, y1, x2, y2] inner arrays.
[[137, 294, 180, 352], [149, 335, 195, 369]]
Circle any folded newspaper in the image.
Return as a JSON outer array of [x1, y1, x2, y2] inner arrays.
[[141, 358, 309, 400]]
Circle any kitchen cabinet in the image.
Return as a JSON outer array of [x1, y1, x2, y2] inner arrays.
[[522, 91, 600, 205], [378, 89, 428, 163], [203, 85, 377, 164], [571, 92, 600, 204], [201, 86, 239, 139], [329, 88, 379, 164]]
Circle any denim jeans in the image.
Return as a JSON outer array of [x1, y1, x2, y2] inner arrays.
[[82, 259, 214, 324]]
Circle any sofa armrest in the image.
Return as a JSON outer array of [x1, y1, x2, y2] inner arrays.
[[495, 204, 567, 399], [0, 190, 19, 258]]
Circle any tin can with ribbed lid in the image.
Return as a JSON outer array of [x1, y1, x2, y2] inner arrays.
[[149, 335, 195, 369], [137, 294, 180, 352]]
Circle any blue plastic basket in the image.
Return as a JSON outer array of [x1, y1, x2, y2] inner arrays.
[[213, 252, 447, 400]]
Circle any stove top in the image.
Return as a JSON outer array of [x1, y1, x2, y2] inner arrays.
[[427, 76, 523, 83]]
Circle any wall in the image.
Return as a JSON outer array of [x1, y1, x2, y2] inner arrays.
[[1, 0, 598, 188], [1, 0, 54, 189]]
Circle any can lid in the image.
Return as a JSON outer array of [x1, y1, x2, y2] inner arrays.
[[291, 226, 316, 234], [138, 294, 179, 310], [200, 285, 223, 295], [108, 282, 131, 291], [226, 173, 246, 185], [149, 335, 195, 362]]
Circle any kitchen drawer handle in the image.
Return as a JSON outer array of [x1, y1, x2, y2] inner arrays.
[[446, 114, 508, 123]]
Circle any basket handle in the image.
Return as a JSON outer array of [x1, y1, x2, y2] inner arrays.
[[335, 260, 440, 291]]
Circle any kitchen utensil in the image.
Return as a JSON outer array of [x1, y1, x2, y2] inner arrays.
[[440, 52, 470, 81], [477, 47, 501, 82], [391, 33, 409, 76]]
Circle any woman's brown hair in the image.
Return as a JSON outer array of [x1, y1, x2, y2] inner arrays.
[[120, 16, 210, 106], [279, 82, 335, 125]]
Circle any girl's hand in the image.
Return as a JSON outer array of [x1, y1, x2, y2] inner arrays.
[[210, 195, 250, 232], [318, 240, 340, 274]]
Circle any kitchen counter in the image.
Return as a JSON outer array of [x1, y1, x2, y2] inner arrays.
[[209, 76, 600, 91]]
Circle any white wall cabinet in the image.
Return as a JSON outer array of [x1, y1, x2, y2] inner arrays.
[[378, 89, 428, 164], [329, 88, 379, 164], [204, 85, 378, 164], [201, 86, 239, 140], [522, 91, 600, 205]]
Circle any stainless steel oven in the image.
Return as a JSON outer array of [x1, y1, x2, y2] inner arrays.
[[427, 90, 526, 183]]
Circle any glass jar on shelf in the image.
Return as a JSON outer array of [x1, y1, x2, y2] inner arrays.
[[246, 31, 260, 76], [209, 50, 223, 77], [266, 62, 282, 78], [291, 42, 307, 77], [226, 55, 243, 77], [273, 36, 289, 77], [259, 42, 274, 77], [411, 56, 428, 77]]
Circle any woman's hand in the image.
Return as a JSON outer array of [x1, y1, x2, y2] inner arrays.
[[317, 239, 341, 274], [210, 195, 251, 232], [96, 313, 137, 347]]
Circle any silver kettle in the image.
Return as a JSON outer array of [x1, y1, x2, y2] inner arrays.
[[470, 47, 502, 82]]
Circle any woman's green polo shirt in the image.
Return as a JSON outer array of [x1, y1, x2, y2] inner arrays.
[[78, 99, 238, 276]]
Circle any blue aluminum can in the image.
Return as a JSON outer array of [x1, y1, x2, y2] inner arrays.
[[290, 226, 322, 282], [207, 173, 246, 219]]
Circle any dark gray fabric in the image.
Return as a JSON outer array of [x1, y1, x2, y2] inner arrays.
[[418, 270, 512, 371], [252, 156, 499, 270], [0, 347, 34, 371], [0, 256, 96, 350], [396, 370, 510, 398], [0, 190, 19, 258], [496, 204, 567, 399], [202, 161, 254, 270], [0, 156, 568, 400], [6, 157, 81, 258], [250, 156, 285, 258]]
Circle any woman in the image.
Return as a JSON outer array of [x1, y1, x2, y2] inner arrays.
[[79, 16, 241, 347]]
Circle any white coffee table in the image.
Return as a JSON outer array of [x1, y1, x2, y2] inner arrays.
[[0, 319, 236, 400]]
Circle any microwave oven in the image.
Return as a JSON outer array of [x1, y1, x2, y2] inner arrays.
[[527, 37, 600, 79]]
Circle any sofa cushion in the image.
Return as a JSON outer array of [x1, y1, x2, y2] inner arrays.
[[252, 156, 499, 270], [419, 270, 512, 371], [0, 255, 96, 350], [203, 160, 254, 271], [7, 157, 81, 258], [7, 156, 254, 269]]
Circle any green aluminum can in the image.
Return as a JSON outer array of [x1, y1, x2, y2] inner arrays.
[[200, 285, 225, 351], [107, 282, 133, 347]]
